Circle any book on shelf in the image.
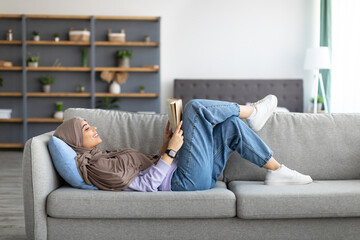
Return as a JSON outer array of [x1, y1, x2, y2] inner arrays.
[[166, 98, 183, 131]]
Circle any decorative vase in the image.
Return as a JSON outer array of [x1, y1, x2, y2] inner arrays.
[[33, 35, 40, 41], [54, 37, 60, 42], [53, 111, 63, 119], [317, 103, 322, 111], [109, 81, 121, 94], [42, 85, 51, 93], [28, 62, 38, 67], [117, 57, 130, 68], [144, 36, 150, 42], [140, 89, 145, 94]]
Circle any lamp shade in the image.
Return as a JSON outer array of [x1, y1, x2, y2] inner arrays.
[[304, 47, 331, 70]]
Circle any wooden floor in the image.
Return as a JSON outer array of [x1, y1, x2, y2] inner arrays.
[[0, 150, 26, 240]]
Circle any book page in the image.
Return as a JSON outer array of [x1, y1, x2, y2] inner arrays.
[[166, 98, 183, 131]]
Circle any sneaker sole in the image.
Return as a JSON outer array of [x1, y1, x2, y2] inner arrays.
[[252, 95, 278, 131], [264, 179, 313, 185]]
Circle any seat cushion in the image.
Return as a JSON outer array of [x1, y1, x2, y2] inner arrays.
[[229, 180, 360, 219], [47, 181, 236, 219]]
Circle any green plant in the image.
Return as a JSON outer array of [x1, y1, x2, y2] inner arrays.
[[96, 97, 120, 109], [26, 53, 40, 62], [39, 76, 55, 85], [82, 48, 88, 67], [32, 31, 39, 36], [310, 95, 324, 104], [56, 101, 63, 111], [0, 77, 3, 87], [54, 32, 59, 37], [140, 85, 145, 90], [116, 50, 132, 59]]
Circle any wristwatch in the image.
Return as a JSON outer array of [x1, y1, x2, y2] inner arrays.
[[165, 149, 177, 158]]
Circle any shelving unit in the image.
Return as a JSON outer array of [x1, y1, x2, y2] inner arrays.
[[0, 14, 160, 147]]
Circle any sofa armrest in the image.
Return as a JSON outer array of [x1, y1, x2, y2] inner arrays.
[[22, 131, 63, 240]]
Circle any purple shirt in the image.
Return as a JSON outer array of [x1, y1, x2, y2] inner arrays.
[[123, 153, 178, 192]]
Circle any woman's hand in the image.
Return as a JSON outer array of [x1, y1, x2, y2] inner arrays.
[[167, 121, 184, 152], [159, 121, 173, 155]]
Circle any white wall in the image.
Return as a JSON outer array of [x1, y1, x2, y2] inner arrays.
[[1, 0, 319, 113]]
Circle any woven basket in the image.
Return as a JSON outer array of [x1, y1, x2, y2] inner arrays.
[[69, 28, 90, 42], [108, 29, 126, 42]]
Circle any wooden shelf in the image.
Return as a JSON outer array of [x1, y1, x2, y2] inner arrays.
[[95, 67, 158, 72], [0, 14, 22, 19], [0, 118, 22, 123], [27, 40, 90, 46], [0, 118, 63, 123], [95, 93, 158, 98], [94, 16, 159, 21], [27, 67, 91, 71], [0, 143, 23, 148], [0, 92, 23, 97], [26, 14, 91, 20], [95, 41, 158, 47], [0, 67, 22, 71], [27, 92, 91, 97], [27, 118, 63, 123], [0, 40, 22, 45]]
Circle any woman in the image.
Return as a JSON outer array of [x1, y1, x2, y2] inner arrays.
[[54, 95, 313, 192]]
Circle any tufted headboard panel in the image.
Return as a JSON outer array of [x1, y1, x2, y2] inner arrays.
[[174, 79, 304, 112]]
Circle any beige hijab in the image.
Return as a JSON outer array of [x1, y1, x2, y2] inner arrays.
[[53, 117, 160, 191]]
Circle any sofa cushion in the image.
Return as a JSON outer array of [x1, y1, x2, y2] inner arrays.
[[223, 113, 360, 182], [47, 181, 236, 219], [48, 136, 98, 190], [229, 180, 360, 219]]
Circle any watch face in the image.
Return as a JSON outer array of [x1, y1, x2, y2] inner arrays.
[[166, 149, 176, 158], [169, 150, 176, 157]]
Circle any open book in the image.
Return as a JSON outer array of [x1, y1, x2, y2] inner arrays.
[[166, 98, 183, 131]]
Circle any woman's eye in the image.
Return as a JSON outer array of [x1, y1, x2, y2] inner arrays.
[[85, 128, 89, 131]]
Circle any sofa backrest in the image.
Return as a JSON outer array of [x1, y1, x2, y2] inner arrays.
[[223, 112, 360, 182], [64, 108, 168, 155], [64, 108, 225, 182]]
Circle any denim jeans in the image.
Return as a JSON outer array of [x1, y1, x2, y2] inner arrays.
[[170, 99, 273, 191]]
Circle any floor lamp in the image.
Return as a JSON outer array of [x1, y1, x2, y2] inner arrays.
[[304, 47, 331, 113]]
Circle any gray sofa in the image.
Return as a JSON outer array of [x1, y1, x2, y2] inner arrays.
[[23, 107, 360, 240]]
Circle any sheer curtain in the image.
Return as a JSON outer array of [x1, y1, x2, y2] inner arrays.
[[331, 0, 360, 113]]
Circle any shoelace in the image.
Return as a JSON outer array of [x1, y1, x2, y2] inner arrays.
[[250, 97, 266, 107]]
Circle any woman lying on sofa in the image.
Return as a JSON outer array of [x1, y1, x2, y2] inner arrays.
[[53, 95, 313, 192]]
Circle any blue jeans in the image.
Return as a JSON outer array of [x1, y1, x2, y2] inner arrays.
[[170, 99, 273, 191]]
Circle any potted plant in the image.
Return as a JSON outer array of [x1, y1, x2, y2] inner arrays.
[[96, 97, 120, 109], [27, 53, 40, 67], [116, 49, 132, 68], [144, 35, 150, 42], [82, 48, 88, 67], [77, 85, 85, 93], [53, 101, 64, 119], [39, 75, 55, 93], [140, 85, 145, 94], [54, 32, 60, 42], [310, 95, 324, 112], [33, 31, 40, 41]]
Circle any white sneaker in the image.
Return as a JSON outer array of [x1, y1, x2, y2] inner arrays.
[[264, 164, 313, 185], [246, 95, 278, 131]]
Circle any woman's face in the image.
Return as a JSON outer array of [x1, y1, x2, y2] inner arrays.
[[81, 120, 102, 149]]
